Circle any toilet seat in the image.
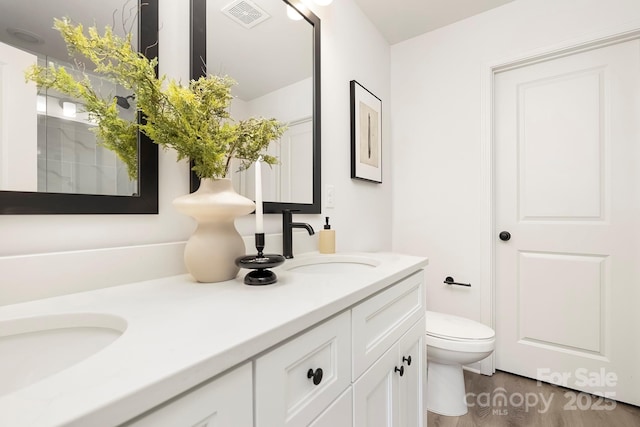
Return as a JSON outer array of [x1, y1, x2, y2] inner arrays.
[[426, 311, 495, 340], [426, 333, 495, 353]]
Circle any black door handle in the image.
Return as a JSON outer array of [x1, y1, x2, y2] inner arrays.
[[307, 368, 323, 385], [499, 231, 511, 241], [402, 355, 412, 366], [394, 366, 404, 376]]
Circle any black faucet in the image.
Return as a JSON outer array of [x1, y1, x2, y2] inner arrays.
[[282, 209, 315, 258]]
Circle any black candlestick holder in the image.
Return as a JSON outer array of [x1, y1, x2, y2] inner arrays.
[[235, 233, 285, 285]]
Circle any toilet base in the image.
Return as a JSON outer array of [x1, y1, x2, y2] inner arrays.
[[426, 361, 468, 416]]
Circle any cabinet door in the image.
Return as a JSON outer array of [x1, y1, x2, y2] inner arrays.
[[309, 387, 353, 427], [397, 318, 425, 427], [353, 345, 401, 427], [255, 311, 351, 427], [125, 362, 252, 427], [353, 316, 426, 427]]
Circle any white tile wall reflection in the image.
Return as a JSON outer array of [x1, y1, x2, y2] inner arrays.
[[37, 115, 137, 196], [33, 55, 138, 196]]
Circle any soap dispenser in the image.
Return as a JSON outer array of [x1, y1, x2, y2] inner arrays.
[[319, 217, 336, 254]]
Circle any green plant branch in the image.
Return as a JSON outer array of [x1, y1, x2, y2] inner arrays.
[[25, 17, 284, 180]]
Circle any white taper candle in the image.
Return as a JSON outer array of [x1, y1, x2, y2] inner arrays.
[[255, 158, 264, 233]]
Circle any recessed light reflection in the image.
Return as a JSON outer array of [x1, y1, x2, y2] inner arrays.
[[36, 95, 47, 113], [287, 5, 304, 20], [62, 101, 77, 118]]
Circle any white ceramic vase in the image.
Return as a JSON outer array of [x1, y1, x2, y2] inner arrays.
[[173, 178, 255, 283]]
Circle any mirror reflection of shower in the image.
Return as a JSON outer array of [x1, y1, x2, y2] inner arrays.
[[0, 0, 140, 195], [34, 57, 138, 196]]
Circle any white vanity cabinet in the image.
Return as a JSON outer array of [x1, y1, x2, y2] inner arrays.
[[126, 271, 425, 427], [256, 270, 425, 427], [126, 362, 252, 427]]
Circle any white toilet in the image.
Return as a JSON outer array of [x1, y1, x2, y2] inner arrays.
[[425, 311, 495, 416]]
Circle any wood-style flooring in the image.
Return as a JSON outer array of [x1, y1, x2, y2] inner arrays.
[[427, 370, 640, 427]]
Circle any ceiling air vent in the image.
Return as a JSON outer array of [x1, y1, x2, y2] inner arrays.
[[222, 0, 271, 29]]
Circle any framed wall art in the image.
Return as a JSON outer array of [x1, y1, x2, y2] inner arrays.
[[350, 80, 382, 183]]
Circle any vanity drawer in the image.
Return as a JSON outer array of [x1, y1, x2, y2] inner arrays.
[[352, 270, 425, 379], [126, 362, 252, 427], [255, 310, 351, 427]]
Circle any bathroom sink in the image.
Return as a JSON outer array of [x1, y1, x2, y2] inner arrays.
[[0, 313, 127, 397], [282, 254, 381, 274]]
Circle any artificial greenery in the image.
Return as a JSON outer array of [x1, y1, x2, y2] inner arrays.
[[25, 18, 284, 180]]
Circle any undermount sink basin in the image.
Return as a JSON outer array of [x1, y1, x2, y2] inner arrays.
[[0, 313, 127, 397], [282, 254, 381, 274]]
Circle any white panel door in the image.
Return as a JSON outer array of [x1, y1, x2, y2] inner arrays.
[[237, 118, 313, 203], [495, 38, 640, 406], [280, 118, 313, 203]]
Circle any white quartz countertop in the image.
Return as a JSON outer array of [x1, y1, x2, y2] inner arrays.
[[0, 251, 427, 427]]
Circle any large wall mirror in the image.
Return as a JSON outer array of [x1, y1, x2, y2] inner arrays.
[[190, 0, 320, 214], [0, 0, 158, 214]]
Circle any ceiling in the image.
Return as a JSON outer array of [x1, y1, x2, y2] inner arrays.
[[206, 0, 312, 101], [0, 0, 517, 102], [0, 0, 136, 65], [0, 0, 311, 102], [351, 0, 515, 44]]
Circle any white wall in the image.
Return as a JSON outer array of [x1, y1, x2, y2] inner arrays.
[[390, 0, 640, 322], [315, 0, 392, 253], [247, 77, 312, 122], [0, 0, 392, 305]]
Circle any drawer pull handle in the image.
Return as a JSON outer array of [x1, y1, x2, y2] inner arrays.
[[307, 368, 323, 385], [403, 355, 412, 366], [394, 366, 404, 377]]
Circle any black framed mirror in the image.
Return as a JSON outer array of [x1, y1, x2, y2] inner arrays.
[[190, 0, 320, 214], [0, 0, 158, 214]]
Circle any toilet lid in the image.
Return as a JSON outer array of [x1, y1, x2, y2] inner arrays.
[[426, 311, 495, 340]]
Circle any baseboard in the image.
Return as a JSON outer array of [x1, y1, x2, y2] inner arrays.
[[463, 365, 481, 374], [463, 362, 496, 376]]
